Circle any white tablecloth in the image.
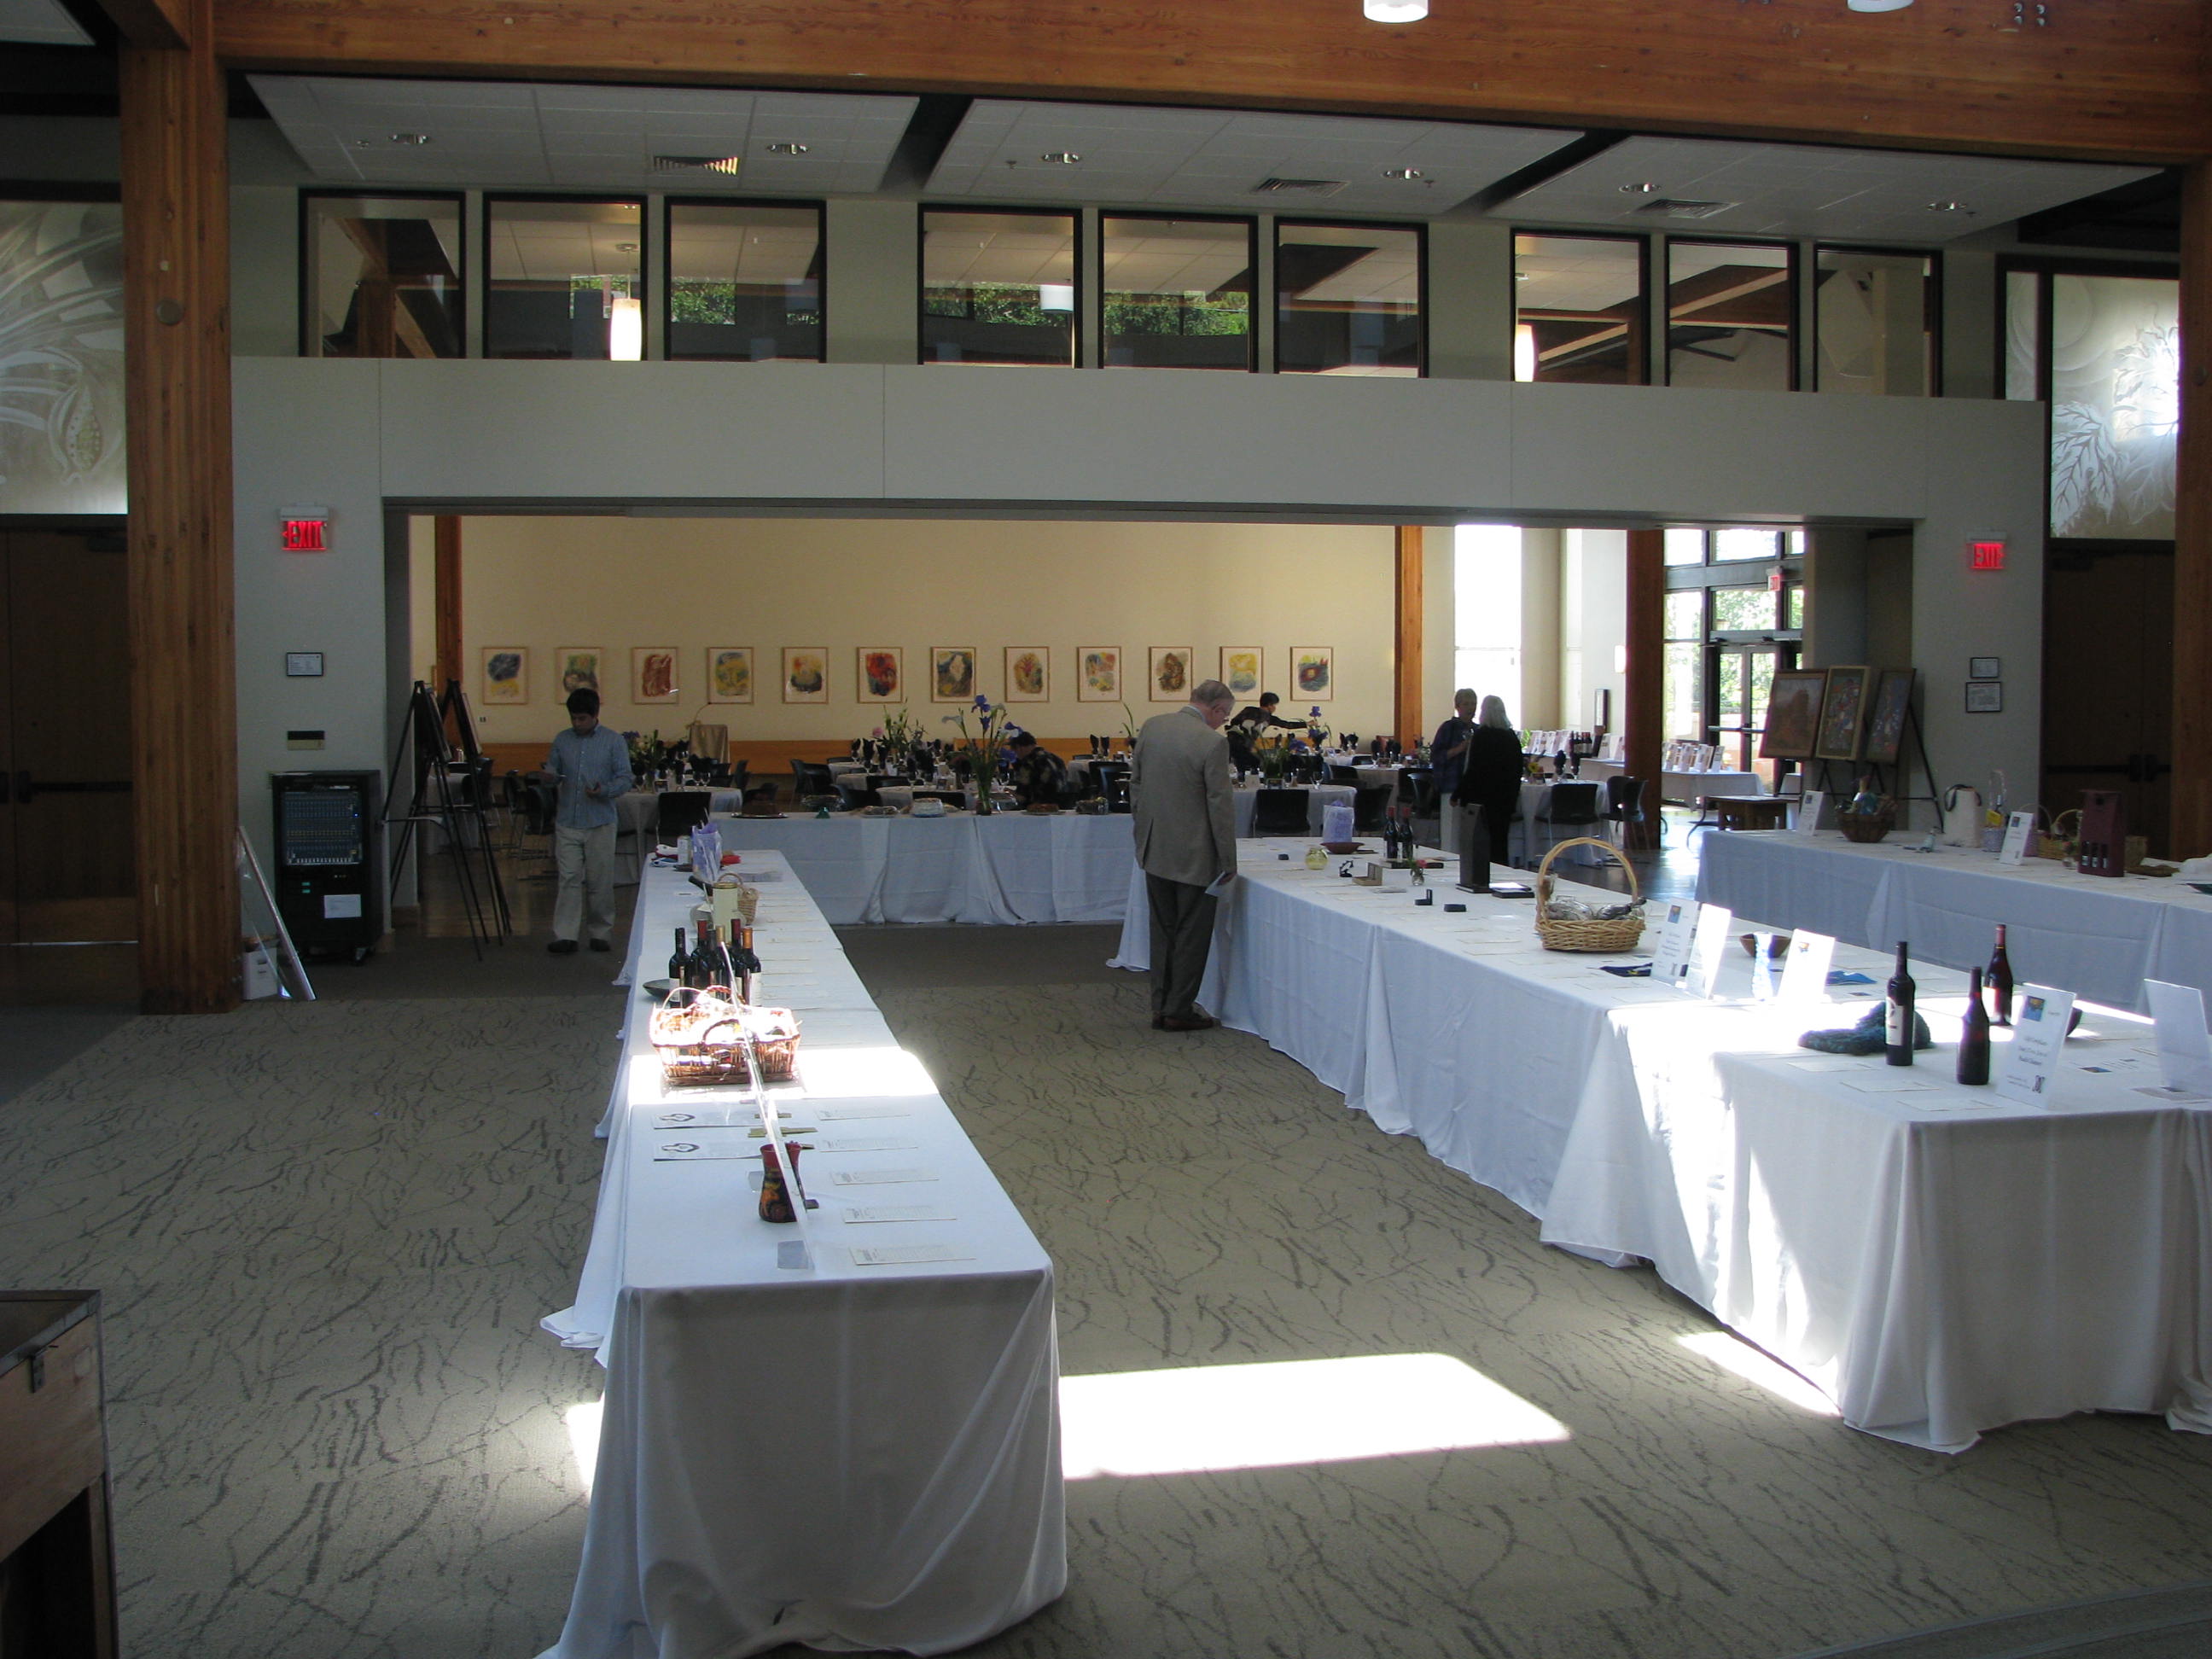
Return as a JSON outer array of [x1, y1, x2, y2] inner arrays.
[[1581, 758, 1764, 804], [710, 811, 1135, 925], [1697, 830, 2212, 1010], [1114, 837, 2212, 1452], [539, 854, 1065, 1658]]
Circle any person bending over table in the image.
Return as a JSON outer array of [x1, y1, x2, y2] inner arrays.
[[532, 687, 633, 954], [1454, 693, 1524, 869], [1132, 679, 1237, 1032], [1006, 731, 1068, 807], [1228, 691, 1303, 772]]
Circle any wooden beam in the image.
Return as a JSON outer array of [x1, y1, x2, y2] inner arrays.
[[96, 0, 188, 49], [1394, 525, 1422, 743], [210, 0, 2211, 164], [433, 515, 463, 696], [122, 0, 236, 1015], [1622, 528, 1664, 853], [2171, 160, 2212, 857]]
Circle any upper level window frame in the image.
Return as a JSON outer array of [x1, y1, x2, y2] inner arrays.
[[1097, 209, 1258, 374], [661, 195, 828, 364], [481, 190, 649, 363], [1810, 242, 1942, 398], [297, 187, 467, 360], [916, 201, 1084, 369], [1272, 215, 1427, 379], [1509, 227, 1650, 387], [1662, 234, 1800, 392]]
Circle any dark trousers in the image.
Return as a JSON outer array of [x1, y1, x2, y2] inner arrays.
[[1464, 792, 1516, 866], [1145, 874, 1218, 1019]]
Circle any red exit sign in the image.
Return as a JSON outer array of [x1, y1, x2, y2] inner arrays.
[[1970, 538, 2006, 571], [281, 517, 329, 552]]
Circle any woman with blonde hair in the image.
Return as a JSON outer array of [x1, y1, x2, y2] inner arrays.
[[1454, 694, 1525, 867]]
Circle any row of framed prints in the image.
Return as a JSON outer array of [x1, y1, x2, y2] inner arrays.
[[480, 644, 1339, 707], [1761, 666, 1915, 765]]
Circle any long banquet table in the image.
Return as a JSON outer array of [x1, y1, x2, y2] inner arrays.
[[1697, 829, 2212, 1010], [1113, 839, 2212, 1452], [538, 853, 1064, 1658]]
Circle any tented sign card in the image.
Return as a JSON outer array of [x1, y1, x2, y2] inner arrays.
[[2145, 979, 2212, 1099], [1793, 793, 1826, 835], [1995, 983, 2075, 1107], [1778, 929, 1837, 1005], [1650, 900, 1698, 989], [1995, 811, 2035, 868], [1689, 904, 1734, 999]]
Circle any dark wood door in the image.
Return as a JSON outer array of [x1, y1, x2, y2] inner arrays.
[[2, 530, 135, 942], [2041, 542, 2174, 853]]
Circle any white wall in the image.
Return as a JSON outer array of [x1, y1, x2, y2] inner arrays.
[[1560, 529, 1628, 737]]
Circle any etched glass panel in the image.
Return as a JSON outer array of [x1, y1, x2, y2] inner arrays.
[[2048, 273, 2177, 540], [0, 200, 125, 514]]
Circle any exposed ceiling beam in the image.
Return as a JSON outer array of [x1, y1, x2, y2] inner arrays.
[[207, 0, 2212, 166], [95, 0, 186, 50]]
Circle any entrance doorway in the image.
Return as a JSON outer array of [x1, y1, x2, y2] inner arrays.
[[0, 527, 135, 944], [2041, 541, 2173, 852]]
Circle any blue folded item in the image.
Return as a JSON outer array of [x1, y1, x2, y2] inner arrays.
[[1827, 970, 1875, 985]]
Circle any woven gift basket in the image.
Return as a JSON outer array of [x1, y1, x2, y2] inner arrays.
[[1835, 799, 1897, 844], [1534, 837, 1646, 953], [710, 877, 760, 928], [649, 987, 801, 1087]]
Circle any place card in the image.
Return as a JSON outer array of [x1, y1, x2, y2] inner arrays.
[[1785, 1056, 1863, 1073], [842, 1205, 958, 1225], [1994, 982, 2075, 1107], [1792, 792, 1827, 835], [816, 1105, 912, 1121], [1649, 899, 1699, 988], [654, 1141, 759, 1161], [1688, 904, 1734, 999], [813, 1137, 919, 1153], [1776, 929, 1837, 1006], [1840, 1073, 1937, 1094], [848, 1243, 975, 1266], [831, 1167, 940, 1185], [1995, 810, 2035, 868], [745, 1124, 818, 1138], [2145, 979, 2212, 1096]]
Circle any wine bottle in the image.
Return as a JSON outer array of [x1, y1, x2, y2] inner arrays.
[[691, 919, 720, 991], [1885, 941, 1916, 1067], [734, 921, 760, 1004], [1957, 967, 1992, 1086], [758, 1144, 795, 1224], [1986, 924, 2014, 1026], [668, 927, 690, 987]]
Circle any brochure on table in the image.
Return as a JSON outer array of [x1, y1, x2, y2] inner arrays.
[[1650, 900, 1732, 998], [1994, 982, 2075, 1107], [1995, 811, 2035, 868], [2144, 979, 2212, 1102], [1792, 792, 1826, 835], [1650, 900, 1697, 988]]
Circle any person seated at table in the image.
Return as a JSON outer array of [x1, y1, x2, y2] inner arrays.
[[1006, 731, 1068, 807], [1454, 694, 1524, 868]]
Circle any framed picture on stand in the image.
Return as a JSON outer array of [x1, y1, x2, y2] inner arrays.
[[1004, 646, 1048, 702], [1077, 646, 1121, 703], [1862, 668, 1916, 765], [1759, 668, 1825, 760], [1814, 666, 1872, 761]]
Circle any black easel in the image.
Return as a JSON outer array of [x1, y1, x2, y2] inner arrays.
[[386, 680, 510, 958]]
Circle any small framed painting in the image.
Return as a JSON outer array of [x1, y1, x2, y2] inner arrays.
[[706, 646, 754, 704], [930, 646, 976, 702], [1759, 668, 1825, 760], [556, 646, 602, 697], [782, 646, 829, 704], [1291, 645, 1334, 702], [1149, 646, 1194, 701], [632, 645, 678, 705], [480, 647, 527, 705], [1077, 645, 1121, 703], [1814, 666, 1871, 761], [1861, 668, 1916, 765], [1220, 646, 1261, 700], [1969, 656, 2001, 680], [1004, 646, 1048, 703], [856, 647, 903, 702], [1965, 679, 2004, 713]]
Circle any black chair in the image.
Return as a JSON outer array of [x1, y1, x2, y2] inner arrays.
[[1349, 778, 1391, 835], [1253, 788, 1311, 838], [1094, 760, 1132, 813], [1604, 776, 1646, 843], [1327, 762, 1361, 789], [1400, 766, 1441, 846], [656, 790, 712, 838], [1534, 781, 1605, 860], [835, 778, 880, 812]]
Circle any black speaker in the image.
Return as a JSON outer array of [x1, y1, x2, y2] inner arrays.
[[1457, 800, 1489, 894]]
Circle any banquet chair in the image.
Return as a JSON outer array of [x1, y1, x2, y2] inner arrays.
[[1350, 778, 1391, 835], [500, 771, 537, 854], [789, 760, 839, 802], [1327, 762, 1360, 789], [835, 779, 881, 812], [1093, 761, 1132, 813], [1534, 782, 1605, 860], [656, 791, 712, 838], [1400, 767, 1441, 847], [1604, 776, 1646, 844], [1253, 788, 1311, 838]]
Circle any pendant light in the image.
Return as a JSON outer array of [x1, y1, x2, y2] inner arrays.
[[1364, 0, 1428, 21]]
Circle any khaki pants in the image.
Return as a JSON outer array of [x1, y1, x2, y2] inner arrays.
[[553, 821, 618, 943]]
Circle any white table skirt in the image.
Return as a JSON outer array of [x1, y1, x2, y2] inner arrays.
[[539, 854, 1065, 1658], [709, 811, 1134, 926], [1581, 759, 1764, 804], [1697, 830, 2212, 1010], [1115, 836, 2212, 1452]]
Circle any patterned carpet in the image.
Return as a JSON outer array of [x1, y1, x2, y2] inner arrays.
[[4, 952, 2212, 1658]]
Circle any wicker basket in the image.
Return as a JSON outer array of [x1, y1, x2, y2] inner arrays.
[[650, 987, 801, 1087], [1836, 801, 1896, 844], [1534, 837, 1646, 953], [709, 878, 760, 928]]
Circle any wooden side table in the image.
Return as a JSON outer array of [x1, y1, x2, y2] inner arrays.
[[0, 1291, 116, 1659], [1713, 797, 1790, 833]]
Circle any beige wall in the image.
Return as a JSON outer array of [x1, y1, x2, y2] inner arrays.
[[445, 515, 1397, 748]]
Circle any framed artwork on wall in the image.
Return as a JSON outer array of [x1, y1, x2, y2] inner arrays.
[[1965, 680, 2004, 713], [857, 647, 903, 702], [1814, 666, 1872, 761], [706, 647, 754, 704], [556, 646, 602, 697], [480, 647, 526, 705], [782, 646, 829, 703], [1969, 656, 2001, 680], [1291, 645, 1334, 702], [1861, 668, 1917, 765], [1077, 646, 1121, 703], [1004, 646, 1048, 702], [632, 645, 678, 705], [931, 646, 976, 702], [1220, 646, 1261, 699], [1759, 668, 1825, 760], [1149, 646, 1193, 701]]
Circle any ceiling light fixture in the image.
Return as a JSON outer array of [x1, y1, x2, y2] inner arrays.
[[1925, 199, 1974, 213], [1039, 152, 1081, 165], [388, 132, 431, 144], [1382, 167, 1424, 181], [614, 242, 639, 253], [1618, 182, 1658, 195], [765, 142, 808, 154], [1845, 0, 1913, 10], [1364, 0, 1428, 20]]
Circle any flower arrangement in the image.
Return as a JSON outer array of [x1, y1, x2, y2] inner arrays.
[[1305, 706, 1331, 749], [943, 695, 1016, 812], [1250, 725, 1295, 783]]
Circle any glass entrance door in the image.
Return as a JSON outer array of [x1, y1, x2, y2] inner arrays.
[[1711, 643, 1784, 782]]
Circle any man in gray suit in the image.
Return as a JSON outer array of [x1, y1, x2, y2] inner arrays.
[[1132, 678, 1238, 1031]]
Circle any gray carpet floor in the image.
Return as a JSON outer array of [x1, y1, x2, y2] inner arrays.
[[4, 923, 2212, 1658]]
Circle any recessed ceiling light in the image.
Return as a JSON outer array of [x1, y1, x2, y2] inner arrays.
[[388, 132, 431, 145], [1039, 152, 1081, 165], [1925, 200, 1975, 213], [765, 142, 808, 155], [614, 242, 639, 253], [1619, 182, 1658, 194], [1382, 167, 1424, 181], [1364, 0, 1428, 20]]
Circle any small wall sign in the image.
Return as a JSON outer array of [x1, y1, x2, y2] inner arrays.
[[284, 652, 325, 678], [1969, 538, 2006, 571], [1965, 680, 2003, 713], [1969, 656, 2000, 679]]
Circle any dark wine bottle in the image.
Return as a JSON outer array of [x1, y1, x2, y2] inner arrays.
[[1957, 966, 1992, 1085], [1885, 941, 1916, 1067], [668, 927, 690, 987], [1986, 924, 2014, 1026], [690, 919, 719, 991]]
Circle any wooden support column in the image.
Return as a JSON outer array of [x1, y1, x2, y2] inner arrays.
[[1622, 529, 1665, 852], [432, 515, 463, 694], [2173, 161, 2212, 858], [1394, 525, 1423, 743], [119, 0, 237, 1015]]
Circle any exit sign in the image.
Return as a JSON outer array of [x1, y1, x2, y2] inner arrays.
[[281, 517, 329, 552], [1970, 538, 2006, 571]]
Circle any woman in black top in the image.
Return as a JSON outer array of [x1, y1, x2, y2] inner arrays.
[[1453, 694, 1525, 867]]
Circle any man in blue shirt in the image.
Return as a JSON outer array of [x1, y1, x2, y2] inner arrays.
[[535, 688, 633, 953]]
